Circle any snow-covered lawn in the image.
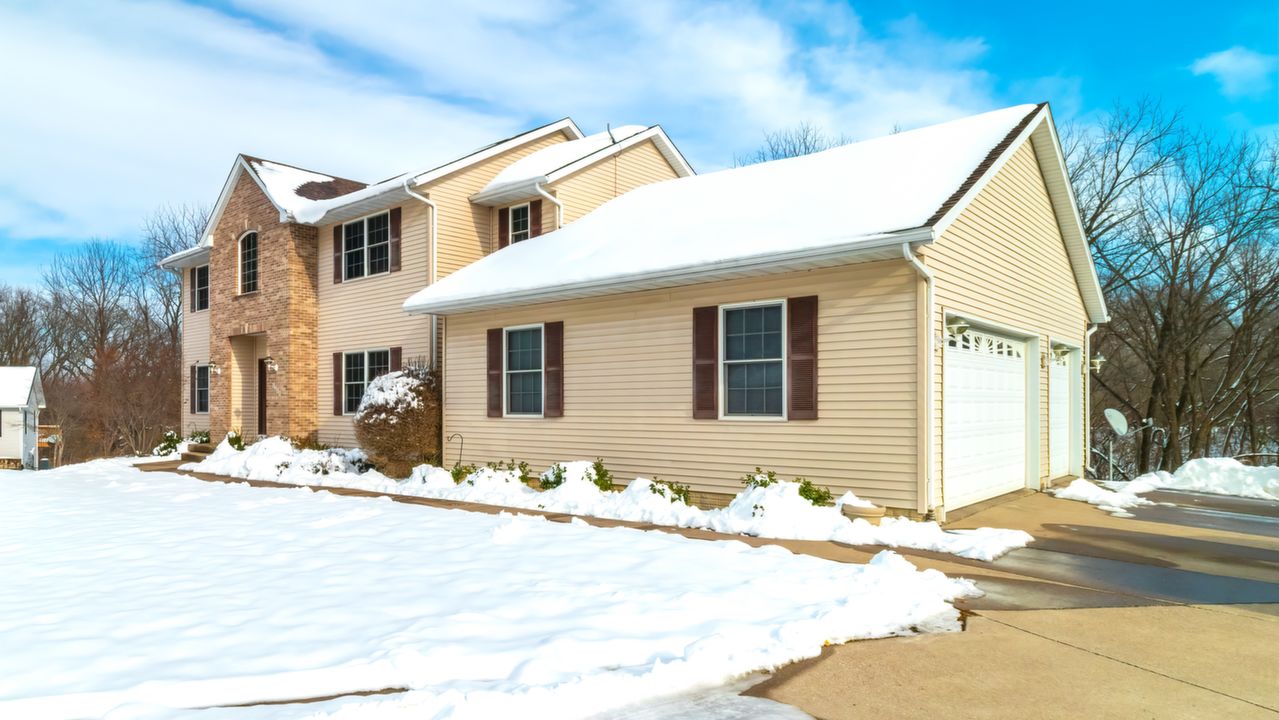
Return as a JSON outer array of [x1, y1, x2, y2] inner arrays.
[[0, 460, 978, 719], [182, 438, 1031, 561], [1053, 458, 1279, 517]]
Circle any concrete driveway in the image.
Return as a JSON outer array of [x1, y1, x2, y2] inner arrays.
[[749, 489, 1279, 719]]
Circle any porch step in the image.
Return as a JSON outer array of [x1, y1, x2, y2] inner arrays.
[[188, 443, 216, 454], [180, 452, 210, 464]]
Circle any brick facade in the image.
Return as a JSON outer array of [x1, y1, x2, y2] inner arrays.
[[206, 174, 319, 441]]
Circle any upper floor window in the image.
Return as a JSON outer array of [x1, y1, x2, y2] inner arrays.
[[191, 265, 209, 311], [343, 349, 391, 414], [239, 232, 259, 294], [509, 203, 530, 244], [343, 212, 391, 280], [722, 302, 784, 417], [505, 325, 543, 416]]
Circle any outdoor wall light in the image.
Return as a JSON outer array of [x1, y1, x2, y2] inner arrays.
[[207, 361, 222, 376], [945, 318, 971, 336], [1090, 354, 1106, 371], [264, 357, 279, 373], [1052, 346, 1072, 361]]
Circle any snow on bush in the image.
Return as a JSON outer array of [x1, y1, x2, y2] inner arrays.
[[151, 429, 211, 457], [182, 441, 1031, 560], [353, 365, 441, 477], [1053, 457, 1279, 516]]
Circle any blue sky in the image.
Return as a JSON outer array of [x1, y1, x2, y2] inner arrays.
[[1, 0, 1274, 287]]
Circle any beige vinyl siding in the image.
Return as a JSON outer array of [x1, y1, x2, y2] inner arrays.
[[443, 261, 921, 509], [181, 277, 211, 436], [552, 139, 681, 224], [924, 138, 1089, 500]]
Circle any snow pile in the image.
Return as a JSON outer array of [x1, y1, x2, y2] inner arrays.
[[1053, 458, 1279, 516], [183, 436, 374, 485], [0, 460, 978, 718]]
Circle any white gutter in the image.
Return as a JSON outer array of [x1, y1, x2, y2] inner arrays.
[[403, 178, 441, 369], [902, 241, 937, 515], [534, 182, 563, 230]]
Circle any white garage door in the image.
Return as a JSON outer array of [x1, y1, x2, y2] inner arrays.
[[944, 329, 1027, 509], [1049, 352, 1071, 478]]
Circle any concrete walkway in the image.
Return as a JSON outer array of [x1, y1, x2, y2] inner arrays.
[[138, 461, 1279, 717]]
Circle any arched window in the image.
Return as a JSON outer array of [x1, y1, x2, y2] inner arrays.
[[239, 232, 259, 294]]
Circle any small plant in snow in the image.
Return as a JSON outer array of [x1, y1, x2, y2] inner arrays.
[[590, 458, 614, 492], [487, 459, 534, 485], [225, 430, 246, 451], [795, 477, 833, 506], [541, 462, 568, 490], [450, 463, 478, 484], [152, 430, 182, 456], [742, 467, 779, 489], [648, 477, 691, 504]]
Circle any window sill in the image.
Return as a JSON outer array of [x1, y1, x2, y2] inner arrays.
[[340, 270, 391, 285], [502, 413, 545, 419], [717, 415, 789, 422], [233, 291, 260, 300]]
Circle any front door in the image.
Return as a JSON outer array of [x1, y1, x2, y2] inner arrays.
[[257, 359, 267, 437]]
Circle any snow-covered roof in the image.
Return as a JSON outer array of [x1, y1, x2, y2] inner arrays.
[[405, 104, 1079, 316], [242, 156, 367, 218], [470, 125, 695, 206], [0, 367, 42, 408]]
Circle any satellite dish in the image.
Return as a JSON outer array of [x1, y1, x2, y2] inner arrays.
[[1104, 408, 1129, 436]]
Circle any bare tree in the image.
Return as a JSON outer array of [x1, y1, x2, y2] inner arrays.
[[0, 285, 46, 366], [735, 122, 852, 166]]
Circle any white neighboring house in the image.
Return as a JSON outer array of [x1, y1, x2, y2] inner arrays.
[[0, 367, 45, 470]]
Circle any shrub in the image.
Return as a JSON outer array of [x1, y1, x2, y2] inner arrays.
[[649, 477, 691, 504], [225, 430, 246, 451], [152, 430, 181, 456], [742, 467, 779, 489], [450, 463, 478, 484], [353, 362, 441, 478], [541, 462, 568, 489], [590, 458, 614, 491]]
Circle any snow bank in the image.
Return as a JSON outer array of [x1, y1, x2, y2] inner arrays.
[[182, 441, 1030, 560], [0, 460, 978, 718], [1053, 458, 1279, 516]]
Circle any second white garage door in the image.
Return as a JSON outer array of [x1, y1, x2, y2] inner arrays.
[[943, 329, 1028, 509]]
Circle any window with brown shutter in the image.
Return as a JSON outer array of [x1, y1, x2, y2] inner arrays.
[[390, 346, 402, 372], [692, 306, 718, 419], [389, 207, 402, 272], [486, 328, 503, 417], [497, 208, 510, 250], [530, 198, 543, 238], [787, 295, 818, 419], [544, 321, 563, 417], [332, 227, 343, 284]]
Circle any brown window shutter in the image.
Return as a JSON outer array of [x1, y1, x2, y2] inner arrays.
[[332, 352, 343, 415], [390, 346, 402, 372], [487, 328, 503, 417], [389, 207, 402, 272], [497, 207, 510, 250], [332, 226, 343, 283], [189, 268, 197, 310], [190, 364, 197, 411], [530, 198, 543, 238], [692, 306, 718, 419], [544, 321, 563, 417], [787, 295, 818, 420]]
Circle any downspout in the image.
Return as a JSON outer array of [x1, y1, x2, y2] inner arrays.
[[903, 241, 936, 515], [534, 182, 563, 231], [403, 177, 441, 370], [1084, 323, 1099, 477]]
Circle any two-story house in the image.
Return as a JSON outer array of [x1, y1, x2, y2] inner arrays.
[[161, 120, 692, 446]]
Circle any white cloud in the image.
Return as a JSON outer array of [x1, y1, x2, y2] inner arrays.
[[0, 0, 1017, 245], [1191, 46, 1278, 99]]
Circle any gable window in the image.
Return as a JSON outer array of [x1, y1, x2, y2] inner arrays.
[[192, 265, 209, 311], [509, 203, 530, 245], [195, 365, 210, 414], [343, 349, 391, 414], [239, 232, 258, 294], [504, 325, 543, 415], [722, 302, 785, 417], [343, 212, 391, 280]]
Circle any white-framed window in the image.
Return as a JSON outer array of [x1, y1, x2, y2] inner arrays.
[[194, 365, 210, 414], [343, 349, 391, 414], [239, 232, 259, 294], [343, 212, 391, 280], [509, 203, 531, 245], [721, 300, 786, 418], [193, 265, 209, 311], [504, 324, 543, 416]]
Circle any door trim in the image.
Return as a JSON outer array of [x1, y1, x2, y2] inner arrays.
[[257, 358, 267, 437]]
